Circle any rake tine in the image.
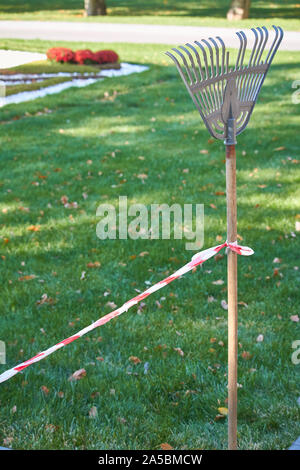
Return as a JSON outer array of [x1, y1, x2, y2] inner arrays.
[[235, 31, 246, 100], [195, 40, 216, 111], [202, 38, 215, 77], [241, 27, 263, 102], [165, 50, 187, 82], [217, 36, 226, 75], [249, 26, 283, 102], [266, 25, 284, 65], [209, 37, 220, 76], [179, 45, 200, 83], [235, 32, 244, 70], [182, 44, 210, 114], [216, 36, 226, 96], [172, 48, 195, 85], [225, 50, 230, 74], [238, 30, 247, 69], [185, 43, 211, 114], [245, 27, 269, 101], [236, 30, 248, 98], [265, 25, 279, 64], [165, 50, 207, 120], [194, 40, 210, 79], [252, 27, 265, 67], [185, 43, 204, 80], [257, 26, 269, 64], [209, 37, 222, 108], [241, 27, 261, 101], [165, 50, 194, 97], [248, 28, 259, 67], [202, 39, 219, 110], [165, 50, 181, 71]]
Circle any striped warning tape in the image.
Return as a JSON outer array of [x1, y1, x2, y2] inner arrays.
[[0, 241, 253, 384]]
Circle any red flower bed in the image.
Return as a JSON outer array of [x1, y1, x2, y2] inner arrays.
[[46, 47, 119, 65], [47, 47, 75, 63], [74, 49, 95, 65], [93, 50, 119, 64]]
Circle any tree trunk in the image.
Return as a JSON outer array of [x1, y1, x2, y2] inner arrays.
[[227, 0, 251, 20], [84, 0, 107, 16]]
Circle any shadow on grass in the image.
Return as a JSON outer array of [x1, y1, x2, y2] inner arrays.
[[1, 0, 299, 20]]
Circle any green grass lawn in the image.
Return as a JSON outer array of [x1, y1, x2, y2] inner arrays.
[[0, 38, 299, 450], [0, 0, 300, 30]]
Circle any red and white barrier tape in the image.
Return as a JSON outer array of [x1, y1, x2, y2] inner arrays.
[[0, 241, 253, 384]]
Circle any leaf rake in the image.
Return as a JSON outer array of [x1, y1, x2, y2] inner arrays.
[[165, 26, 284, 450]]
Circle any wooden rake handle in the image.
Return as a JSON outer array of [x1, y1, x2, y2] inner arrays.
[[226, 144, 238, 450]]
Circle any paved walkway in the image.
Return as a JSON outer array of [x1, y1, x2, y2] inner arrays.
[[0, 49, 46, 68], [0, 20, 299, 50]]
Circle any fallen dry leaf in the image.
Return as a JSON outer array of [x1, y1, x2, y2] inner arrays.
[[18, 274, 36, 282], [41, 385, 50, 395], [27, 225, 41, 232], [87, 261, 101, 268], [45, 424, 58, 433], [89, 406, 98, 418], [218, 407, 228, 416], [64, 201, 78, 209], [129, 356, 141, 364], [161, 443, 173, 450], [173, 347, 184, 357], [241, 351, 252, 360], [106, 301, 117, 309], [215, 414, 226, 421], [212, 279, 224, 285], [68, 368, 86, 381], [290, 315, 299, 322], [137, 173, 148, 181]]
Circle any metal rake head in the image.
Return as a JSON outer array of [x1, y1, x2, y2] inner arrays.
[[166, 25, 283, 144]]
